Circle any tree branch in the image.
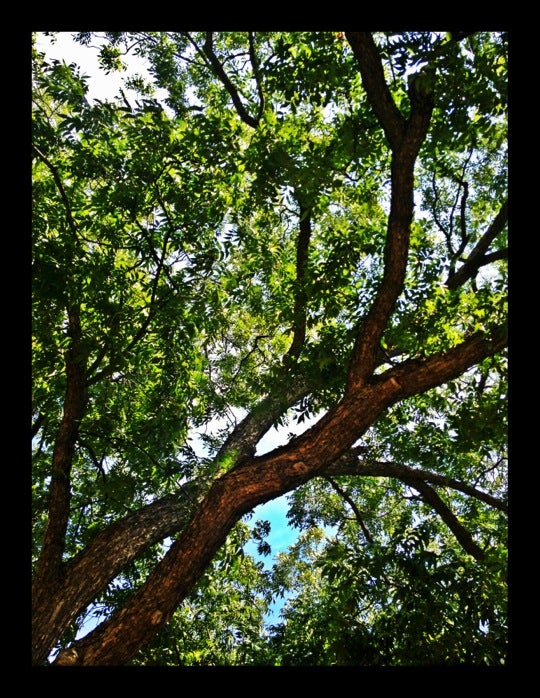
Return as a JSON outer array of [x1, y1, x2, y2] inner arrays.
[[202, 32, 259, 128], [32, 480, 205, 665], [456, 178, 470, 257], [33, 145, 79, 240], [401, 478, 485, 561], [285, 203, 312, 361], [88, 202, 172, 386], [324, 476, 374, 543], [325, 457, 507, 513], [216, 204, 315, 469], [345, 32, 406, 150], [32, 412, 46, 439], [325, 456, 497, 561], [346, 36, 434, 389], [77, 437, 106, 481], [381, 327, 507, 399], [33, 307, 88, 589], [248, 31, 265, 123], [446, 200, 508, 290], [217, 374, 313, 466]]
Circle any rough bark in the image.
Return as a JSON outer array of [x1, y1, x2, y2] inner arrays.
[[345, 31, 434, 390], [344, 32, 406, 149], [51, 328, 505, 665], [32, 307, 87, 591], [32, 483, 204, 665]]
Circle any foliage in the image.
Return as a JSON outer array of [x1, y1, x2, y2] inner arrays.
[[32, 31, 507, 666], [258, 501, 507, 666], [130, 523, 272, 666]]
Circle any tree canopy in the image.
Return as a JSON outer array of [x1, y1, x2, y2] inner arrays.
[[32, 31, 508, 666]]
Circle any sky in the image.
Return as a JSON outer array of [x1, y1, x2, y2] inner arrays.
[[35, 32, 161, 105], [34, 31, 326, 636]]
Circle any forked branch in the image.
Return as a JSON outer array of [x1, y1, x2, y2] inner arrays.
[[202, 32, 259, 128], [345, 33, 435, 389], [446, 200, 508, 290]]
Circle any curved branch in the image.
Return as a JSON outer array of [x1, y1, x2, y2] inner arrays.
[[325, 458, 496, 561], [344, 34, 434, 391], [248, 31, 265, 123], [482, 248, 508, 265], [347, 124, 434, 387], [77, 437, 106, 481], [32, 145, 79, 240], [430, 153, 474, 269], [325, 457, 507, 513], [88, 205, 172, 386], [217, 374, 312, 466], [430, 171, 454, 258], [231, 334, 271, 382], [32, 412, 46, 439], [202, 32, 259, 128], [457, 179, 470, 257]]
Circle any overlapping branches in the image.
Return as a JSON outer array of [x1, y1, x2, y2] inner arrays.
[[32, 480, 205, 663], [325, 451, 507, 513], [324, 450, 506, 561], [324, 475, 374, 544]]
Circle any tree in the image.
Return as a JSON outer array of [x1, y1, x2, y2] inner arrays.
[[32, 31, 508, 666]]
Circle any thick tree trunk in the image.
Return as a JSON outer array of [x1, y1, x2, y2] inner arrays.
[[31, 487, 203, 665]]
